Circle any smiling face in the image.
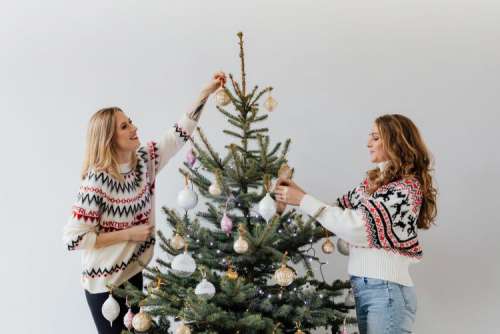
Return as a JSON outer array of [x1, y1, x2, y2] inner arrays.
[[367, 123, 388, 163], [113, 110, 140, 154]]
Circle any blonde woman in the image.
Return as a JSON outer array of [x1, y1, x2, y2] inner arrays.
[[275, 114, 437, 334], [63, 72, 226, 334]]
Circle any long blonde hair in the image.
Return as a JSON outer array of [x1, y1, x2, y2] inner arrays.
[[367, 114, 437, 229], [81, 107, 137, 181]]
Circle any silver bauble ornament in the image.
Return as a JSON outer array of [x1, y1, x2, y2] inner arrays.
[[101, 293, 120, 327], [177, 186, 198, 210], [258, 193, 276, 222], [195, 278, 216, 299], [171, 250, 196, 277], [337, 238, 350, 256], [301, 282, 315, 293], [344, 289, 355, 307]]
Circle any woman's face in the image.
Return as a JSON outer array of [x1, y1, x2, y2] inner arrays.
[[367, 123, 388, 163], [113, 111, 140, 153]]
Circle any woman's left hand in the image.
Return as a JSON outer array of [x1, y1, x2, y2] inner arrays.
[[274, 184, 306, 206], [203, 71, 227, 95]]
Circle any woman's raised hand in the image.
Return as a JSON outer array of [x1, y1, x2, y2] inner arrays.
[[274, 177, 307, 206], [203, 71, 227, 95]]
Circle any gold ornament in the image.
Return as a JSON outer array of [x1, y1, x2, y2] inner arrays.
[[274, 263, 295, 287], [264, 94, 278, 112], [226, 266, 239, 280], [277, 163, 293, 179], [233, 225, 249, 254], [214, 87, 231, 106], [170, 233, 185, 250], [321, 238, 335, 254], [233, 235, 249, 254], [295, 321, 305, 334], [175, 323, 192, 334], [274, 251, 295, 287], [132, 307, 153, 332], [152, 277, 164, 294], [226, 259, 239, 280]]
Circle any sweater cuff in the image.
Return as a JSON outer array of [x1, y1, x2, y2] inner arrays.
[[178, 114, 198, 136], [300, 194, 326, 217]]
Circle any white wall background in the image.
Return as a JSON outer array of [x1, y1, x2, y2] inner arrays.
[[1, 0, 499, 333]]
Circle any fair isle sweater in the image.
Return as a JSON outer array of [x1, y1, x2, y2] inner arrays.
[[300, 174, 423, 286], [63, 114, 197, 293]]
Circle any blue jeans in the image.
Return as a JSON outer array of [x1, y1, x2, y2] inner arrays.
[[350, 276, 417, 334]]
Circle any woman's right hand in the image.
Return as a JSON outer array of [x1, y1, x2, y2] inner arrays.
[[127, 224, 155, 242], [274, 177, 305, 193], [202, 71, 227, 95]]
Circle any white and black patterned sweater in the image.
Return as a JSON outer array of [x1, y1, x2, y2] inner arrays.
[[63, 114, 196, 293], [300, 176, 423, 286]]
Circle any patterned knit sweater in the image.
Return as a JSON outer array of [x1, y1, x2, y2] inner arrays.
[[63, 114, 197, 293], [300, 175, 423, 286]]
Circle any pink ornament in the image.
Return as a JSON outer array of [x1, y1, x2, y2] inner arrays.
[[186, 148, 197, 167], [123, 308, 134, 330], [339, 327, 349, 334], [220, 213, 233, 235]]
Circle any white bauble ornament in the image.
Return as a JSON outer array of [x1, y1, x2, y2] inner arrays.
[[233, 235, 249, 254], [195, 278, 216, 299], [170, 233, 186, 250], [123, 307, 134, 331], [301, 282, 315, 293], [344, 289, 355, 307], [208, 182, 222, 196], [214, 87, 231, 106], [177, 187, 198, 210], [337, 238, 350, 256], [175, 322, 192, 334], [171, 250, 196, 277], [132, 307, 153, 332], [101, 293, 120, 326], [258, 193, 276, 222], [274, 263, 295, 287]]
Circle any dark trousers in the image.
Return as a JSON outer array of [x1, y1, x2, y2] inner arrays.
[[85, 272, 143, 334]]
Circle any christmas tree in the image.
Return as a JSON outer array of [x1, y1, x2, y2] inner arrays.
[[116, 32, 356, 334]]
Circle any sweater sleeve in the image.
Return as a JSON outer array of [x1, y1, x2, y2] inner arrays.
[[299, 194, 370, 247], [301, 179, 423, 258], [146, 113, 200, 176], [63, 176, 103, 251]]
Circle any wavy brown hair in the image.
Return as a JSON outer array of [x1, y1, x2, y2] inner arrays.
[[367, 114, 437, 229]]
